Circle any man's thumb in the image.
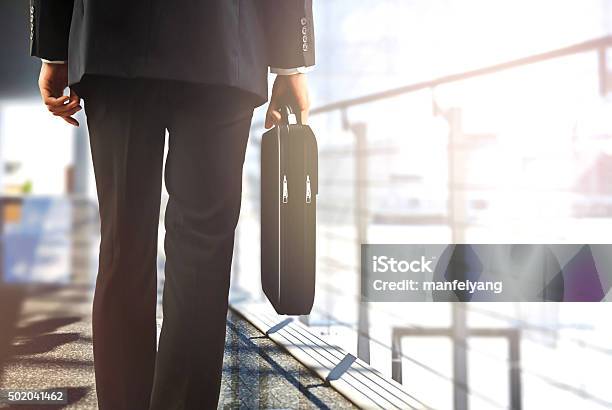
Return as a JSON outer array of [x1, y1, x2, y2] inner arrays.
[[265, 104, 282, 129]]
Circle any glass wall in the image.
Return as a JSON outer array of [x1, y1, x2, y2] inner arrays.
[[232, 1, 612, 408]]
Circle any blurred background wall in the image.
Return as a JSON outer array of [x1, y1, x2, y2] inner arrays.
[[2, 1, 612, 409]]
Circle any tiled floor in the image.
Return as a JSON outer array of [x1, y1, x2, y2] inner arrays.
[[220, 311, 355, 410], [0, 285, 354, 409], [0, 198, 354, 409]]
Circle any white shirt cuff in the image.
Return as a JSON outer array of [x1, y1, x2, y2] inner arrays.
[[41, 59, 67, 64], [270, 66, 314, 75]]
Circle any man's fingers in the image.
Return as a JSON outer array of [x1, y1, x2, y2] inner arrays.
[[295, 94, 310, 124], [265, 108, 282, 129], [265, 97, 282, 128], [43, 94, 70, 107], [61, 115, 79, 127], [48, 103, 81, 116], [53, 105, 82, 118], [264, 111, 272, 129], [266, 73, 310, 128], [69, 88, 81, 105], [39, 62, 76, 126], [47, 88, 81, 115], [271, 110, 282, 125], [44, 96, 72, 114], [299, 109, 309, 125], [48, 87, 82, 126], [48, 99, 81, 115], [40, 82, 68, 102], [294, 96, 310, 124]]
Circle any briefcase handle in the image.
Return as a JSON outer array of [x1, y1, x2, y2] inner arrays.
[[280, 105, 301, 125]]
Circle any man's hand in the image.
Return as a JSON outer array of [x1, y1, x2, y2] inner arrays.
[[265, 73, 310, 129], [39, 62, 81, 127]]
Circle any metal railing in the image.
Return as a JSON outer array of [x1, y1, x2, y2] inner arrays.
[[242, 35, 612, 409], [252, 35, 612, 129]]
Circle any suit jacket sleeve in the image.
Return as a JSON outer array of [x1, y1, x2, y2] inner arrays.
[[29, 0, 74, 61], [262, 0, 315, 69]]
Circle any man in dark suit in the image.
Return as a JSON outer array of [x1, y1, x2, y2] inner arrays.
[[30, 1, 315, 409]]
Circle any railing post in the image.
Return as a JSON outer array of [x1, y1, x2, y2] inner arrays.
[[391, 330, 403, 383], [509, 330, 522, 410], [603, 2, 612, 97], [452, 304, 469, 410], [352, 122, 371, 363]]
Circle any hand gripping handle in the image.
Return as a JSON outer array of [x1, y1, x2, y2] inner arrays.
[[280, 105, 301, 125]]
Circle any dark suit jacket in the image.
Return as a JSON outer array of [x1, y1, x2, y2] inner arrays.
[[29, 0, 315, 105]]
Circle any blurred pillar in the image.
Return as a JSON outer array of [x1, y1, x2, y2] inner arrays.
[[0, 114, 3, 195], [72, 112, 90, 196], [0, 285, 24, 381], [602, 0, 612, 97], [447, 108, 466, 244], [69, 112, 93, 285], [604, 0, 612, 35], [0, 119, 24, 378], [598, 47, 608, 97]]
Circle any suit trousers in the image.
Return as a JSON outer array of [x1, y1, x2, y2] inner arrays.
[[81, 76, 254, 410]]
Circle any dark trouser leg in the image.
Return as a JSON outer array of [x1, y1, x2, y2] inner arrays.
[[149, 85, 253, 410], [84, 78, 166, 410]]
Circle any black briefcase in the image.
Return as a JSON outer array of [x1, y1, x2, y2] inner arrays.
[[261, 107, 318, 315]]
